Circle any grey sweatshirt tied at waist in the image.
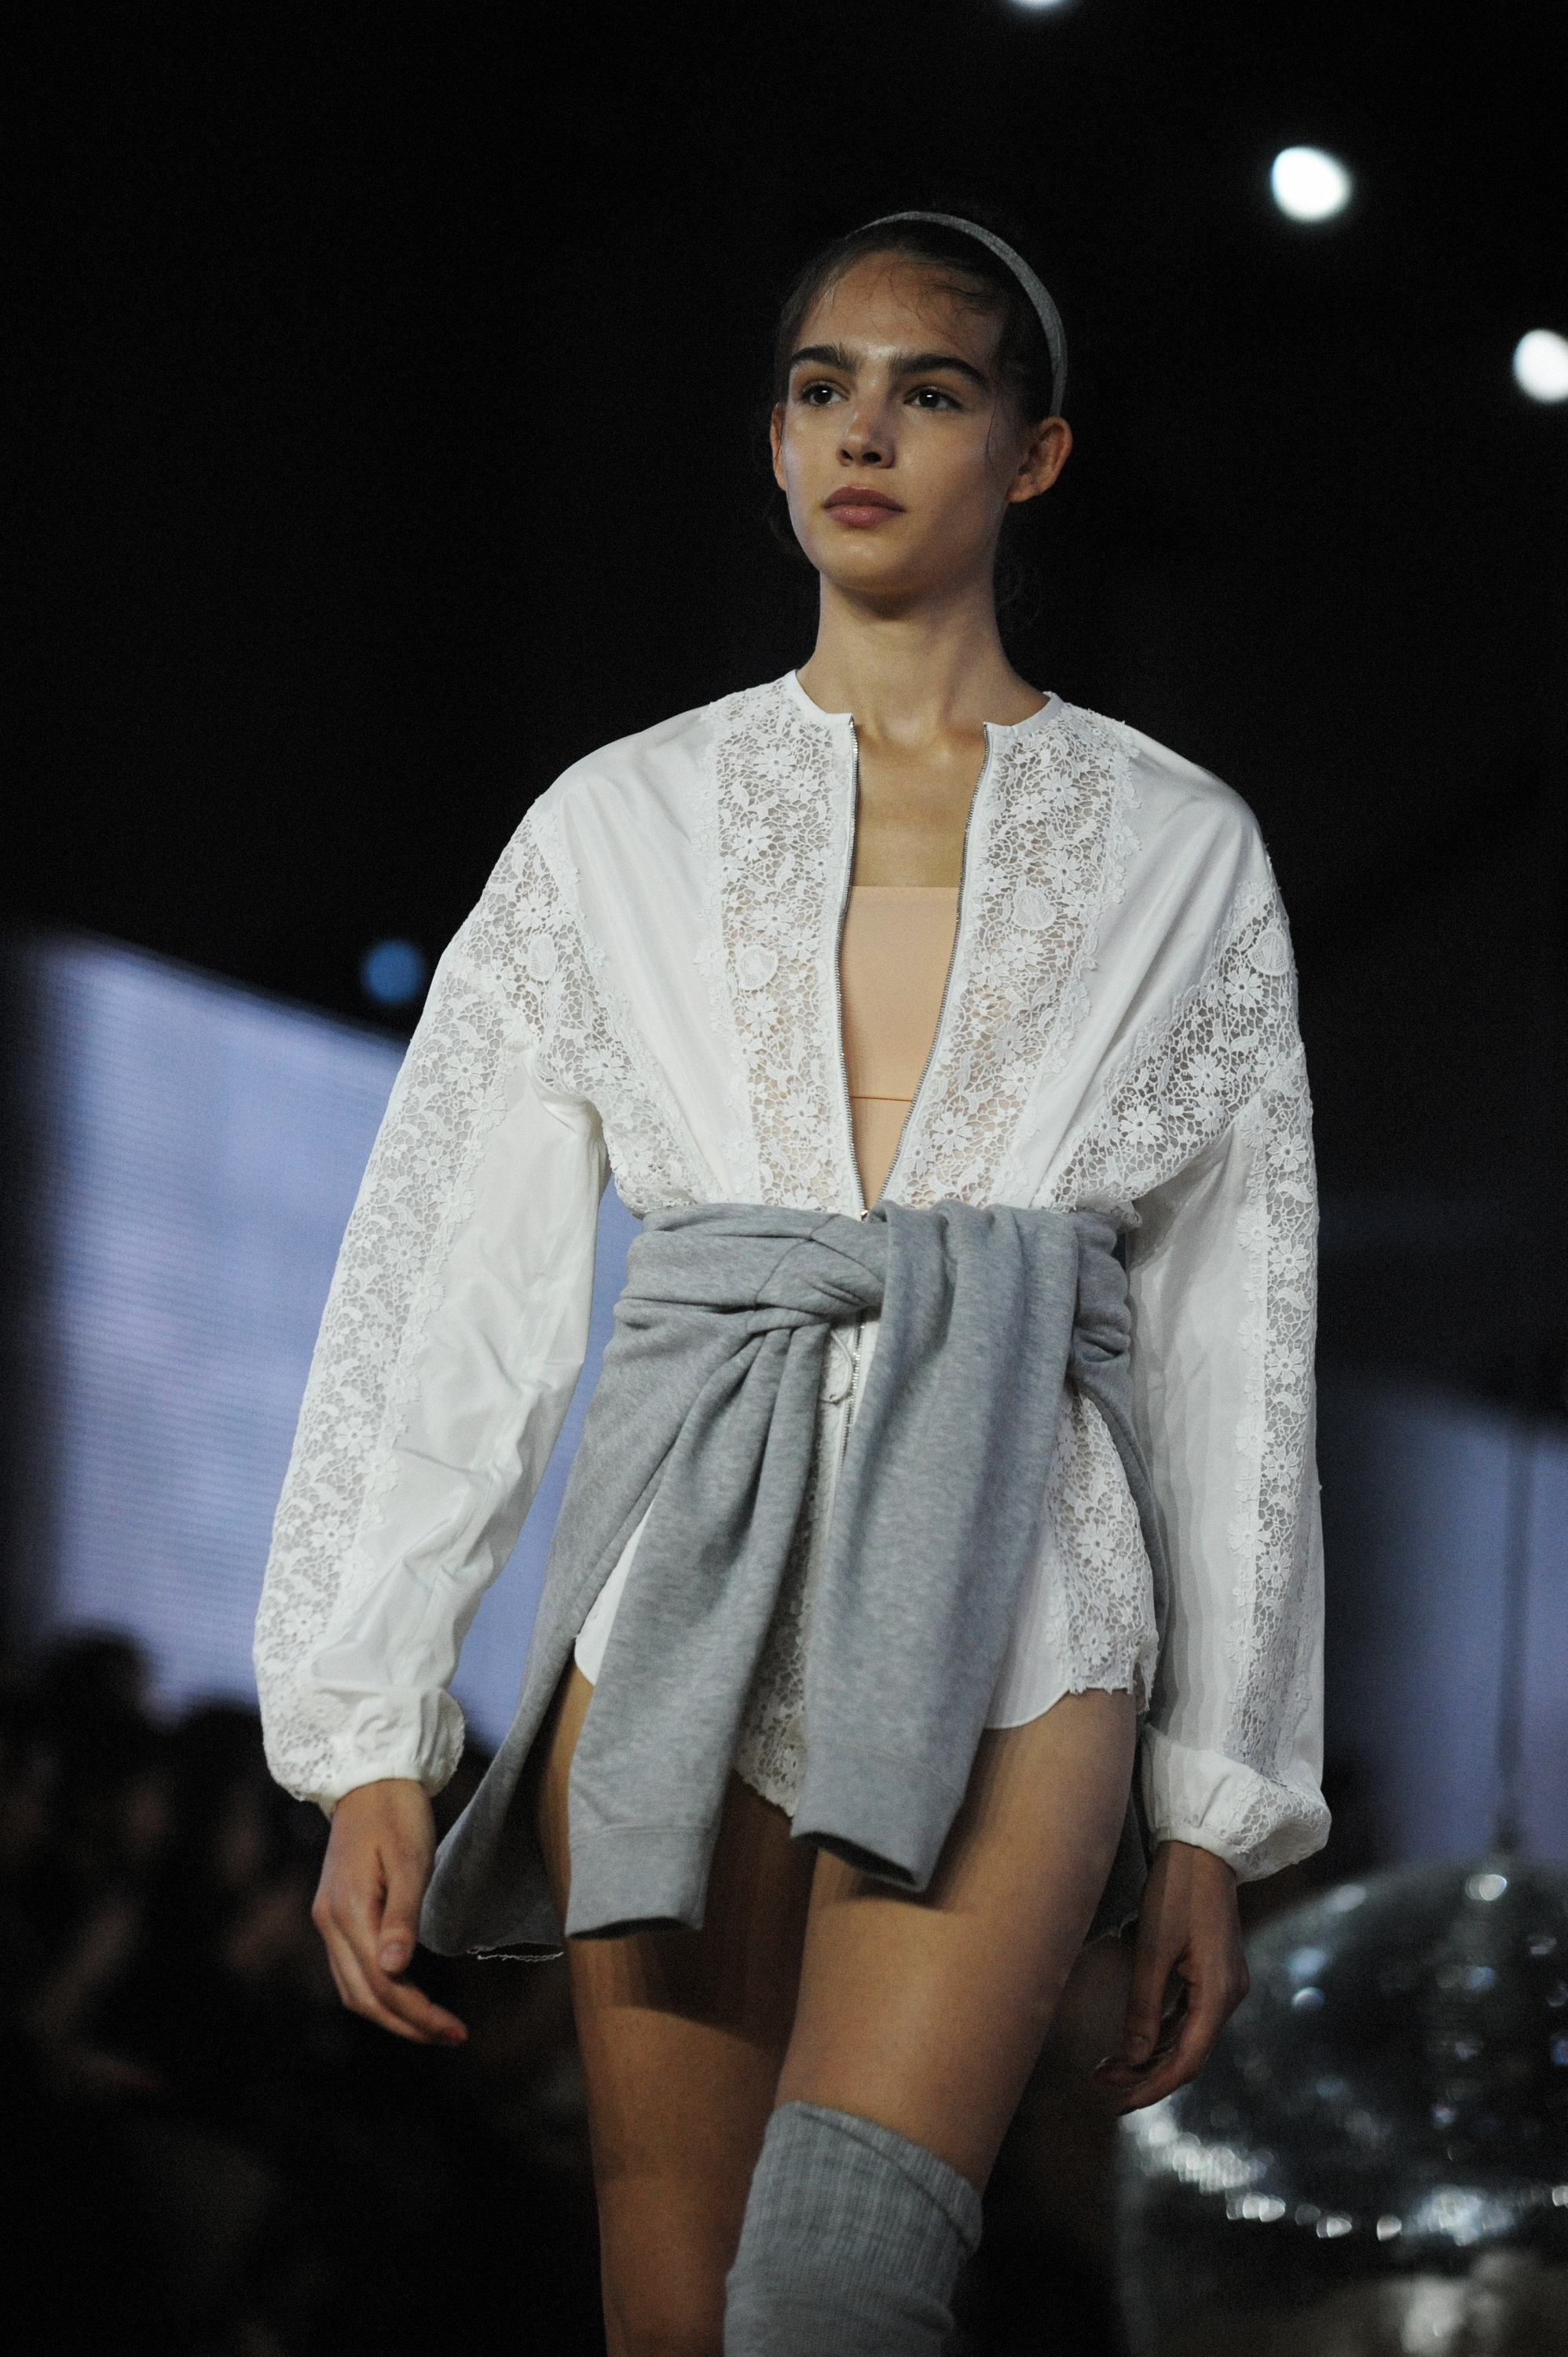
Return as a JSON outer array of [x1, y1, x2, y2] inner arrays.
[[420, 1200, 1168, 1958]]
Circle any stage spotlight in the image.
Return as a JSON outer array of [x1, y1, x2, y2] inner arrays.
[[1513, 329, 1568, 403], [1270, 146, 1353, 223], [361, 938, 428, 1008]]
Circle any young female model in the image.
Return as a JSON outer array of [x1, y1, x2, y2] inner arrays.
[[256, 210, 1328, 2354]]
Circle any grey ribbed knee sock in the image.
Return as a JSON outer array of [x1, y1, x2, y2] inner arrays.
[[724, 2101, 983, 2355]]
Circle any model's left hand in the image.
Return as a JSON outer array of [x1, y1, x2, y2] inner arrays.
[[1094, 1839, 1248, 2113]]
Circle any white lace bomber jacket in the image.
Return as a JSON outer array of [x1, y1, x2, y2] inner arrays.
[[254, 674, 1328, 1883]]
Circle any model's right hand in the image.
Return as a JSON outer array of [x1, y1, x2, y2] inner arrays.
[[311, 1778, 467, 2045]]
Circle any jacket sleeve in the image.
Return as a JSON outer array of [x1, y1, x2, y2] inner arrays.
[[253, 816, 608, 1809], [1128, 1033, 1328, 1881]]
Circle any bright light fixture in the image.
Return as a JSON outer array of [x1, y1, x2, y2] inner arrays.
[[1513, 328, 1568, 403], [1269, 146, 1353, 223], [1011, 1, 1072, 9]]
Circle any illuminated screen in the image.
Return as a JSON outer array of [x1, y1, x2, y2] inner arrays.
[[10, 933, 636, 1745]]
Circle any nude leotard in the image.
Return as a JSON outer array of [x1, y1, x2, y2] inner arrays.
[[840, 885, 959, 1202]]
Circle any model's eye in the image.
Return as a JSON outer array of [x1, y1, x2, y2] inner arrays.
[[909, 385, 962, 410], [797, 379, 843, 407]]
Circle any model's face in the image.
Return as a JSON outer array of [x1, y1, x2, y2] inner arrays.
[[771, 254, 1069, 608]]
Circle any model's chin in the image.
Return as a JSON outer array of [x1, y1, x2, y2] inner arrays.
[[800, 522, 906, 570], [806, 543, 947, 605]]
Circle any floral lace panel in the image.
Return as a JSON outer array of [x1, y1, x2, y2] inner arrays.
[[1043, 1389, 1160, 1711], [688, 709, 763, 1202], [708, 682, 859, 1212], [896, 706, 1140, 1208], [1223, 1051, 1319, 1792], [1046, 882, 1300, 1212], [254, 809, 704, 1802], [1046, 883, 1320, 1849]]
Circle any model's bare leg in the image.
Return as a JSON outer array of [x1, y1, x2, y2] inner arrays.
[[535, 1667, 815, 2357], [538, 1668, 1138, 2348], [778, 1690, 1138, 2191]]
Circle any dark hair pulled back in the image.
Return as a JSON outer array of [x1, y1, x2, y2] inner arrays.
[[767, 202, 1064, 640], [771, 203, 1061, 430]]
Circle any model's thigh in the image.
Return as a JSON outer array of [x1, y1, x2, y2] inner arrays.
[[777, 1688, 1137, 2192], [536, 1666, 815, 2355]]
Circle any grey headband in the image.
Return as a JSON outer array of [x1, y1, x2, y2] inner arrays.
[[857, 211, 1068, 416]]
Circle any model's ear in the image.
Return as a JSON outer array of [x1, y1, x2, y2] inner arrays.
[[769, 403, 787, 489], [1007, 415, 1072, 507]]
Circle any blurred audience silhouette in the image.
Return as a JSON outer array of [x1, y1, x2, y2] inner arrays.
[[0, 1633, 1368, 2355], [0, 1633, 603, 2356]]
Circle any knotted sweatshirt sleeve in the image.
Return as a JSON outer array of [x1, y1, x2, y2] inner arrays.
[[1055, 850, 1328, 1882], [253, 810, 608, 1809]]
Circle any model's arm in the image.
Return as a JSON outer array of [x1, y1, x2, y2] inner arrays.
[[1096, 1029, 1324, 2106], [1127, 1043, 1326, 1882], [254, 813, 610, 2036]]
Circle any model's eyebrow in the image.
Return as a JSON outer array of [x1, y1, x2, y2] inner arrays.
[[788, 343, 991, 391], [893, 349, 991, 390], [788, 343, 858, 375]]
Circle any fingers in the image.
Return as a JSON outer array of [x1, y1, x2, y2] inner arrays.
[[1116, 1921, 1180, 2071], [1099, 1862, 1190, 2073], [376, 1845, 427, 1978], [1106, 1968, 1237, 2113], [1093, 1976, 1184, 2091], [311, 1779, 467, 2047], [1093, 1840, 1248, 2111], [318, 1911, 466, 2045]]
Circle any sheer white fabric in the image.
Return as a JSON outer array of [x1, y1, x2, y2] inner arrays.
[[987, 1387, 1159, 1728], [254, 676, 1328, 1881]]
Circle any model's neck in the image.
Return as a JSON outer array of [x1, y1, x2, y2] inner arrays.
[[796, 575, 1045, 743]]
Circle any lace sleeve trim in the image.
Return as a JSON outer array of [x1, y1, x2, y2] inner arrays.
[[1223, 1050, 1319, 1792], [1143, 1727, 1330, 1882], [1047, 880, 1322, 1874], [255, 831, 552, 1798], [254, 805, 704, 1802]]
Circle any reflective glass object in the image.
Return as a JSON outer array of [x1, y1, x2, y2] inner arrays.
[[1117, 1860, 1568, 2352]]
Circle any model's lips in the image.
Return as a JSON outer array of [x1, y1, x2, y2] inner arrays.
[[823, 485, 905, 525]]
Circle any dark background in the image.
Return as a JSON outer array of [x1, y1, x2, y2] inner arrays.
[[9, 13, 1566, 2345], [17, 0, 1567, 1396]]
